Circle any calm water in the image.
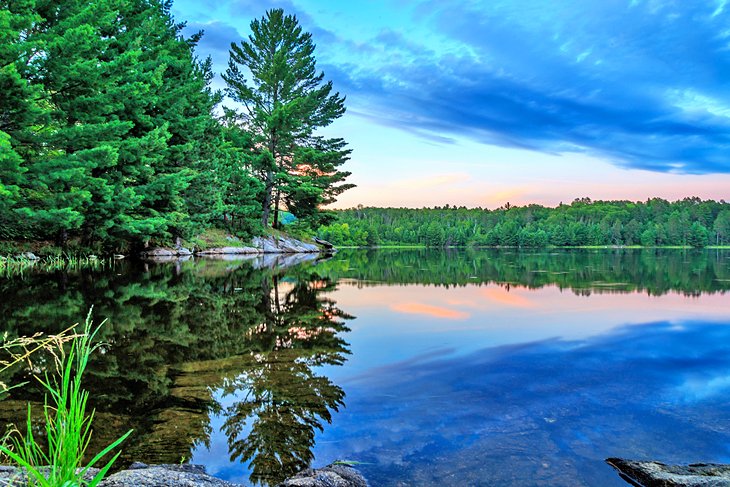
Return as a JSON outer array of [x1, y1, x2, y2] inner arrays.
[[1, 249, 730, 486]]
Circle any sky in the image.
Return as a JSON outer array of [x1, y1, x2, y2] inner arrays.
[[171, 0, 730, 209]]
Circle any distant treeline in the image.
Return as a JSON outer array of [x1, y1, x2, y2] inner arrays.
[[317, 198, 730, 248]]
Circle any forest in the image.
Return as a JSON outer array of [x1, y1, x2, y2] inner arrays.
[[316, 198, 730, 248], [0, 2, 351, 253]]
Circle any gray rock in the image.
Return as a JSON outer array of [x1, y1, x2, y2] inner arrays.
[[0, 463, 366, 487], [100, 464, 240, 487], [607, 458, 730, 486], [278, 464, 368, 487], [313, 236, 334, 249], [253, 236, 280, 253], [113, 254, 125, 259], [252, 236, 320, 253], [140, 248, 174, 257], [19, 252, 38, 260], [0, 466, 100, 486], [176, 247, 193, 255]]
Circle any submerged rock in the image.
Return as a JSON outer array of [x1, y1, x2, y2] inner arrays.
[[278, 464, 368, 487], [607, 458, 730, 486]]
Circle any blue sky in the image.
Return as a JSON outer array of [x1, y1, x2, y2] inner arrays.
[[172, 0, 730, 208]]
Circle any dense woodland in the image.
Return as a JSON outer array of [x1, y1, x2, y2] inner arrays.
[[0, 2, 350, 252], [317, 198, 730, 248]]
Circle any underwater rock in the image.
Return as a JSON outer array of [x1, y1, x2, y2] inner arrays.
[[607, 458, 730, 486]]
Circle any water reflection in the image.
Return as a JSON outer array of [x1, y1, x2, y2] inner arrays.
[[0, 257, 351, 486], [0, 249, 729, 486], [324, 319, 730, 486], [319, 248, 730, 295], [220, 274, 350, 485]]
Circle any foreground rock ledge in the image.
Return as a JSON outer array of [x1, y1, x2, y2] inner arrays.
[[607, 458, 730, 486], [0, 463, 367, 487]]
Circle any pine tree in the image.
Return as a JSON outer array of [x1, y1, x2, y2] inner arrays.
[[224, 8, 352, 229]]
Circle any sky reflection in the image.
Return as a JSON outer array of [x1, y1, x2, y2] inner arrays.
[[194, 270, 730, 486], [313, 319, 730, 486], [329, 283, 730, 377]]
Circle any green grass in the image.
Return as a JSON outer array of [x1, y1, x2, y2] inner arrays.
[[0, 310, 131, 486], [192, 228, 248, 249]]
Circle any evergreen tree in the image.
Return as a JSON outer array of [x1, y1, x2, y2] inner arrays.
[[224, 8, 352, 229]]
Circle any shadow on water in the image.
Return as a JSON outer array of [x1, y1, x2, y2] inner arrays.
[[0, 256, 352, 486]]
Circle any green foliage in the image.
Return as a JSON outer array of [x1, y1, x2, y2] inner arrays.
[[0, 311, 131, 486], [0, 3, 349, 250], [224, 8, 352, 230], [320, 198, 729, 248]]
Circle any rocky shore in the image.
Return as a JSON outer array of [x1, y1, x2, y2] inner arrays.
[[607, 458, 730, 486], [0, 462, 367, 487], [140, 235, 329, 259]]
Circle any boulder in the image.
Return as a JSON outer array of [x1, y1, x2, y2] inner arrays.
[[313, 237, 334, 249], [176, 247, 193, 256], [113, 254, 125, 259], [140, 248, 174, 257], [278, 464, 368, 487], [252, 236, 280, 253], [100, 463, 241, 487], [252, 236, 320, 253], [607, 458, 730, 486], [0, 464, 242, 487], [18, 252, 39, 260], [0, 463, 366, 487]]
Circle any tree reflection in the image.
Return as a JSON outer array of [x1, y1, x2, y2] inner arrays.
[[0, 258, 352, 484], [221, 273, 351, 486]]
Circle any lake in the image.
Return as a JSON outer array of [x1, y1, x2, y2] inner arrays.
[[1, 249, 730, 486]]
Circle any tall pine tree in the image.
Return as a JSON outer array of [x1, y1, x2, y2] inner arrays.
[[224, 8, 352, 229]]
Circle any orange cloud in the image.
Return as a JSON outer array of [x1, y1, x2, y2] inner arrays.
[[391, 302, 470, 320]]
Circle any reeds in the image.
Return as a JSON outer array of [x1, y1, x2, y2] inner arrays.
[[0, 255, 110, 278], [0, 310, 132, 486]]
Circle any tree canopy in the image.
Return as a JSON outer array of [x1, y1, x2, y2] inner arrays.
[[0, 3, 352, 252], [224, 8, 353, 230]]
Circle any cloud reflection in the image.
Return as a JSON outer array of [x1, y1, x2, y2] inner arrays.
[[390, 302, 470, 320], [316, 320, 730, 486]]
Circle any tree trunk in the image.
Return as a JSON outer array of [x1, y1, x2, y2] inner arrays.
[[261, 169, 274, 227], [56, 228, 68, 248], [272, 189, 281, 229]]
